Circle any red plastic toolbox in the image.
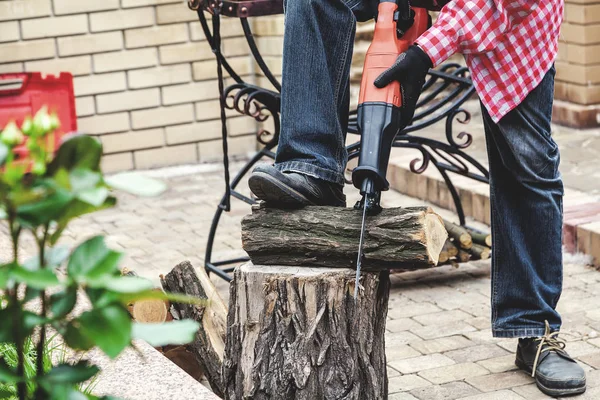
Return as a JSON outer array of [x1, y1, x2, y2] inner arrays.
[[0, 72, 77, 160]]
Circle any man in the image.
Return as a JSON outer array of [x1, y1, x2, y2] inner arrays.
[[248, 0, 586, 396]]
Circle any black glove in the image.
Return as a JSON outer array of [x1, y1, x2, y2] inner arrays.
[[374, 45, 432, 127]]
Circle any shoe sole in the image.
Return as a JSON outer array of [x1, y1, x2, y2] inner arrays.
[[248, 171, 315, 207], [515, 357, 586, 397]]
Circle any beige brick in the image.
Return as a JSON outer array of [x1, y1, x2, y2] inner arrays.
[[417, 362, 489, 385], [222, 37, 250, 57], [389, 354, 455, 374], [165, 121, 221, 144], [190, 18, 242, 41], [90, 8, 155, 33], [408, 336, 474, 355], [0, 39, 55, 63], [127, 64, 192, 89], [102, 153, 134, 173], [78, 113, 130, 135], [22, 15, 88, 39], [0, 0, 51, 22], [197, 134, 256, 162], [566, 43, 600, 65], [388, 375, 431, 393], [195, 99, 239, 120], [159, 42, 213, 65], [193, 56, 251, 81], [134, 144, 197, 169], [75, 96, 95, 117], [96, 88, 160, 114], [255, 56, 282, 77], [228, 116, 256, 136], [25, 55, 92, 77], [93, 48, 157, 73], [74, 72, 127, 96], [122, 0, 181, 7], [466, 371, 531, 393], [125, 24, 188, 49], [556, 61, 600, 85], [101, 129, 165, 153], [566, 3, 600, 24], [131, 104, 194, 129], [256, 36, 283, 56], [161, 80, 217, 105], [0, 63, 23, 74], [58, 32, 123, 57], [156, 3, 197, 24], [53, 0, 119, 15], [561, 22, 600, 45], [555, 81, 600, 105], [250, 15, 285, 36], [0, 22, 19, 43]]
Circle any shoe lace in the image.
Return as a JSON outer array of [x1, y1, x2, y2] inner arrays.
[[531, 320, 566, 377]]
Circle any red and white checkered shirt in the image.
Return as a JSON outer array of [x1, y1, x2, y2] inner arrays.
[[415, 0, 564, 123]]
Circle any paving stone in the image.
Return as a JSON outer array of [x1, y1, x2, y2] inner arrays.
[[444, 344, 510, 363], [412, 309, 472, 326], [387, 301, 442, 319], [386, 344, 423, 360], [410, 381, 481, 400], [387, 331, 424, 346], [389, 354, 455, 374], [388, 374, 432, 393], [466, 317, 492, 330], [418, 362, 489, 384], [459, 389, 526, 400], [411, 321, 476, 340], [466, 370, 531, 392], [389, 393, 420, 400], [574, 386, 600, 399], [511, 383, 556, 399], [386, 318, 424, 333], [477, 354, 519, 373], [578, 351, 600, 368], [409, 336, 475, 355], [586, 369, 600, 388]]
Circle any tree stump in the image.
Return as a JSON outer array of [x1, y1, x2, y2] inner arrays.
[[222, 262, 390, 400], [242, 205, 447, 270]]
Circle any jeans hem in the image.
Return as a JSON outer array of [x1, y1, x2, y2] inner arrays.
[[492, 325, 561, 338], [274, 161, 345, 185]]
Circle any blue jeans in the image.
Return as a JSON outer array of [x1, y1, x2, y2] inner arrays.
[[276, 0, 564, 338]]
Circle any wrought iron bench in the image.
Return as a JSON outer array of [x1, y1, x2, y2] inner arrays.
[[188, 0, 489, 281]]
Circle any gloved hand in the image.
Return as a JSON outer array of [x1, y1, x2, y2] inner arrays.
[[374, 45, 433, 127]]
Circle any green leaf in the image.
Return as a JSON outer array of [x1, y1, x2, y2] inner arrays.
[[79, 305, 131, 359], [64, 322, 94, 352], [0, 142, 8, 165], [50, 286, 77, 318], [0, 357, 20, 383], [47, 134, 102, 175], [23, 311, 47, 332], [0, 267, 8, 289], [53, 168, 71, 189], [132, 321, 200, 347], [105, 172, 167, 197], [67, 236, 123, 283], [23, 286, 41, 303], [10, 266, 60, 289], [89, 276, 153, 293], [40, 362, 99, 385], [119, 289, 205, 306], [69, 169, 101, 192], [23, 245, 70, 271], [77, 187, 109, 207], [16, 181, 74, 227], [50, 197, 116, 245]]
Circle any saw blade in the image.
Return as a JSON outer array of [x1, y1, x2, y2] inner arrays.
[[354, 198, 368, 300]]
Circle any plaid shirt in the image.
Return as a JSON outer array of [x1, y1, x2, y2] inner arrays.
[[415, 0, 564, 123]]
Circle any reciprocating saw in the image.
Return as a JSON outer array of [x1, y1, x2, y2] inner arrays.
[[351, 0, 429, 298]]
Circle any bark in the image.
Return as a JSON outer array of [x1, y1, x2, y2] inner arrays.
[[466, 228, 492, 247], [443, 220, 473, 249], [242, 206, 447, 270], [469, 243, 491, 260], [457, 249, 472, 263], [223, 262, 390, 400], [443, 239, 459, 257], [160, 261, 228, 398]]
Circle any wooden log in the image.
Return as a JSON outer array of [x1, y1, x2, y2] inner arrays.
[[457, 249, 472, 263], [242, 206, 447, 270], [443, 220, 473, 249], [438, 248, 450, 263], [469, 243, 491, 260], [160, 261, 228, 398], [466, 228, 492, 248], [223, 262, 390, 400], [443, 239, 459, 257]]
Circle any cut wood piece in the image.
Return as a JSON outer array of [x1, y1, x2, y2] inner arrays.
[[161, 261, 228, 398], [242, 205, 447, 269], [469, 243, 491, 260], [223, 262, 390, 400], [438, 248, 450, 263], [466, 227, 492, 247], [444, 220, 473, 249], [443, 239, 459, 257], [457, 249, 472, 263], [131, 297, 169, 323]]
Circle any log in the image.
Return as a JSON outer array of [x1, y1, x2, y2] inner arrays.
[[443, 220, 472, 249], [223, 262, 390, 400], [457, 249, 472, 263], [242, 206, 447, 270], [469, 243, 491, 260], [160, 261, 228, 398], [466, 228, 492, 247], [121, 268, 172, 323], [443, 239, 459, 257]]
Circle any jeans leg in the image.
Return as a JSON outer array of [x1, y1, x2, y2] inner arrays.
[[481, 66, 564, 338], [275, 0, 367, 185]]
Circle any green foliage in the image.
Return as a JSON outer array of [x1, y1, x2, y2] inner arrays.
[[0, 109, 200, 399]]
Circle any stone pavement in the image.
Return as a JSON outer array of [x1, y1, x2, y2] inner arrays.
[[3, 161, 600, 399]]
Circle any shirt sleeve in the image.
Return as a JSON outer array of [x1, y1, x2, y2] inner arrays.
[[415, 0, 540, 66]]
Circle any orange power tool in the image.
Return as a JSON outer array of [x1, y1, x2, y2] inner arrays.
[[352, 0, 429, 298]]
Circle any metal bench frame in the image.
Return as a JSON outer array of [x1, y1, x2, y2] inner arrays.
[[190, 2, 489, 281]]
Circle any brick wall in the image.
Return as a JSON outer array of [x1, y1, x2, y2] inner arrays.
[[0, 0, 285, 172], [555, 0, 600, 128]]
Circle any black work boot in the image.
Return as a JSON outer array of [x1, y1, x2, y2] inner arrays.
[[515, 321, 586, 397], [248, 164, 346, 207]]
